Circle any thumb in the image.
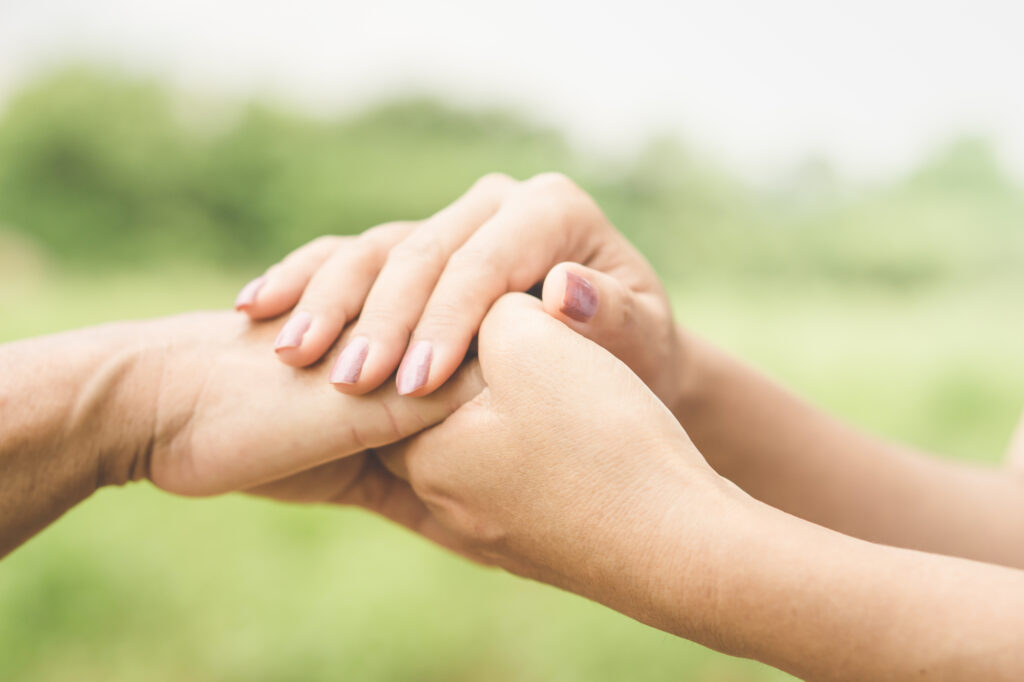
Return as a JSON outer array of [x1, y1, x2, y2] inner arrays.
[[540, 262, 664, 369]]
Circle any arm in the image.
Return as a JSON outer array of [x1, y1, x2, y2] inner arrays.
[[671, 330, 1024, 568], [663, 488, 1024, 681], [374, 294, 1024, 681], [0, 321, 155, 557], [234, 170, 1023, 565], [0, 312, 484, 558]]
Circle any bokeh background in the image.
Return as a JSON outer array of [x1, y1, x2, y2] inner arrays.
[[2, 2, 1023, 681]]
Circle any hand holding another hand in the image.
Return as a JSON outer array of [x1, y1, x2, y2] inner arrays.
[[106, 312, 484, 501], [368, 294, 731, 627], [237, 173, 686, 412]]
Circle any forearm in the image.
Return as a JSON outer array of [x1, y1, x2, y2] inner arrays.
[[671, 329, 1024, 567], [0, 322, 155, 556], [661, 488, 1024, 681]]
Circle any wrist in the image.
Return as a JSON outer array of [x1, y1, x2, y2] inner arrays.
[[0, 319, 165, 555], [563, 448, 748, 640], [666, 323, 706, 422], [630, 467, 754, 640], [88, 319, 167, 489]]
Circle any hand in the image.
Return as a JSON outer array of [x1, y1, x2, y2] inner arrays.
[[235, 173, 684, 410], [110, 311, 484, 498], [369, 294, 729, 608]]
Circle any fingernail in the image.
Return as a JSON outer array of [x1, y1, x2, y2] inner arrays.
[[561, 271, 598, 322], [396, 341, 432, 395], [330, 336, 370, 384], [234, 276, 266, 310], [274, 312, 313, 351]]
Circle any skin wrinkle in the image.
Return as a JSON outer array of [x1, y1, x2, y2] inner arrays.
[[69, 342, 141, 490], [11, 161, 1024, 678], [346, 423, 369, 452], [132, 339, 171, 485], [376, 398, 404, 447], [327, 453, 374, 506], [158, 348, 212, 495]]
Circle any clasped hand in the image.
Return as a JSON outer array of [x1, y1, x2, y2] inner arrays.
[[11, 172, 1024, 681], [209, 172, 718, 595]]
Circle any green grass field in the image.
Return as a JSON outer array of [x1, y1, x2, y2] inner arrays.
[[1, 267, 1021, 682]]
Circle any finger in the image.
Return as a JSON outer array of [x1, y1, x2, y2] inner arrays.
[[340, 456, 479, 561], [235, 236, 343, 318], [395, 173, 608, 396], [476, 291, 589, 389], [273, 222, 415, 367], [540, 262, 672, 390], [331, 173, 517, 395], [375, 440, 411, 481], [249, 454, 477, 560], [244, 452, 371, 503]]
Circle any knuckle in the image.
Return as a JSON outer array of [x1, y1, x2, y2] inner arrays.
[[461, 516, 511, 552], [360, 221, 414, 247], [296, 288, 332, 313], [386, 235, 448, 271], [422, 298, 470, 332], [412, 485, 508, 551], [281, 236, 339, 267], [521, 173, 603, 236], [448, 243, 505, 275], [356, 305, 416, 338], [483, 293, 542, 339], [527, 171, 578, 195], [309, 234, 344, 252], [472, 171, 516, 195]]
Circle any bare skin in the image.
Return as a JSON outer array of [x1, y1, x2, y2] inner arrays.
[[371, 294, 1024, 682], [0, 312, 483, 558], [235, 171, 1024, 679], [250, 171, 1024, 568], [5, 171, 1022, 679], [673, 332, 1024, 568]]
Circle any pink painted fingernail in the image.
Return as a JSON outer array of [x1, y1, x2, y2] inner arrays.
[[396, 341, 432, 395], [274, 312, 313, 350], [561, 271, 598, 322], [330, 336, 370, 384], [234, 276, 266, 310]]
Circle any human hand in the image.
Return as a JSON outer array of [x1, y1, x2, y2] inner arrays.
[[108, 312, 483, 498], [235, 173, 684, 409], [367, 293, 731, 614]]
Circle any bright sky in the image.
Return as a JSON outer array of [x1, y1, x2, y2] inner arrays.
[[3, 0, 1024, 181]]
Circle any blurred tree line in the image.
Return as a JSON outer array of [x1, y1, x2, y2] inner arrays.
[[0, 66, 1020, 289]]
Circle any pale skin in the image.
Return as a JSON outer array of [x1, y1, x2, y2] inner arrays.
[[0, 312, 483, 558], [247, 170, 1024, 569], [3, 172, 1023, 679], [373, 294, 1024, 682], [240, 171, 1024, 678]]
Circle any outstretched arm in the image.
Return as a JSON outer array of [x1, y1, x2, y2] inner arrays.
[[374, 293, 1024, 682], [230, 171, 1024, 568], [670, 331, 1024, 568], [0, 321, 156, 556], [0, 312, 484, 558]]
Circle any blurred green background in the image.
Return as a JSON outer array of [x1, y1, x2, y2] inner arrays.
[[1, 67, 1022, 682]]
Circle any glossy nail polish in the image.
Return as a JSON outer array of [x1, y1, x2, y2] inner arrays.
[[234, 276, 266, 310], [275, 312, 313, 350], [561, 271, 598, 322], [330, 336, 370, 384], [396, 341, 432, 395]]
